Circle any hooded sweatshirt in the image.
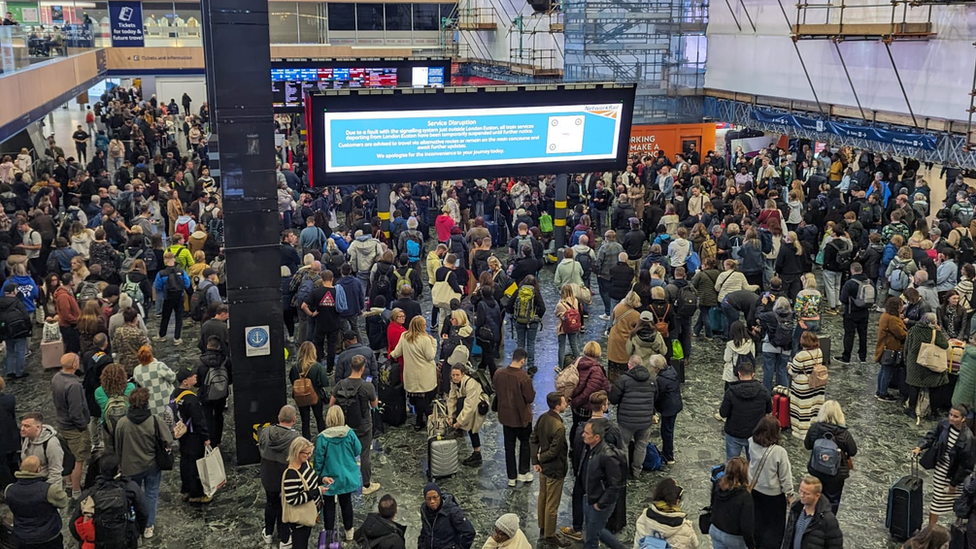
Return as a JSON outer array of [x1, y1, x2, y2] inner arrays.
[[259, 423, 300, 492], [2, 275, 39, 313], [110, 407, 173, 476], [633, 503, 699, 549], [312, 425, 363, 495], [355, 513, 407, 549], [349, 234, 383, 274], [20, 425, 64, 483], [723, 339, 756, 383], [4, 470, 68, 544]]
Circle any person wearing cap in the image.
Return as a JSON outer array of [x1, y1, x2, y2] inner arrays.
[[482, 513, 530, 549], [171, 366, 211, 503], [418, 482, 475, 549], [335, 331, 378, 388]]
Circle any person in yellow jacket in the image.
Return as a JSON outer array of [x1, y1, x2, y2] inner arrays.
[[165, 233, 195, 271]]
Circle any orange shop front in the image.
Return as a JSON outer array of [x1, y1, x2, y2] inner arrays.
[[627, 123, 717, 159]]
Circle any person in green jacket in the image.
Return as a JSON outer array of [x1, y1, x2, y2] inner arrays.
[[288, 341, 331, 439], [953, 339, 976, 408], [94, 363, 136, 436], [905, 313, 950, 422], [313, 405, 362, 542]]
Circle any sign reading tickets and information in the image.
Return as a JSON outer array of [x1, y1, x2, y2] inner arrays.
[[109, 1, 144, 47], [245, 325, 271, 357]]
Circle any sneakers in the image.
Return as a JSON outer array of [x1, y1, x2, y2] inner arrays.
[[188, 495, 213, 504], [598, 314, 610, 321], [876, 393, 898, 402], [462, 452, 483, 467], [144, 526, 155, 539], [508, 479, 517, 487], [362, 483, 381, 495], [518, 472, 533, 483], [345, 528, 355, 542], [152, 335, 166, 342], [541, 536, 571, 547], [834, 356, 850, 364], [262, 532, 274, 545], [560, 527, 583, 541], [173, 338, 183, 346], [713, 412, 725, 421], [279, 539, 292, 549]]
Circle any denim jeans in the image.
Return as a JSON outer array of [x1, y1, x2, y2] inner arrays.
[[130, 468, 161, 527], [515, 322, 539, 367], [597, 277, 612, 316], [878, 363, 897, 396], [4, 337, 27, 377], [793, 320, 820, 355], [761, 351, 789, 391], [722, 301, 740, 339], [582, 501, 626, 549], [694, 305, 714, 337], [558, 332, 581, 364], [710, 524, 749, 549], [725, 434, 750, 461]]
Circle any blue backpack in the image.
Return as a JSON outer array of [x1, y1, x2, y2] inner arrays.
[[685, 251, 701, 276], [406, 238, 421, 263], [336, 283, 349, 314], [637, 536, 672, 549], [809, 432, 842, 477], [642, 443, 663, 471], [571, 229, 586, 247]]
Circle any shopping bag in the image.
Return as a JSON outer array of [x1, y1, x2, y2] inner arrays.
[[672, 340, 684, 361], [918, 332, 948, 373], [195, 446, 227, 498], [42, 321, 61, 343]]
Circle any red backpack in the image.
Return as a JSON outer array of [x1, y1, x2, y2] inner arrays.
[[175, 221, 191, 241], [561, 302, 582, 334]]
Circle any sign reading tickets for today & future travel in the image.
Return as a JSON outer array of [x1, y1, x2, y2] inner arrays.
[[109, 1, 144, 47]]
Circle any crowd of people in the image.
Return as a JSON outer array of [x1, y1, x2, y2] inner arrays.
[[4, 96, 976, 549]]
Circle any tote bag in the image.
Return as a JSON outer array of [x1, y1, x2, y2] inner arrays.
[[918, 331, 948, 373], [281, 467, 318, 527], [431, 280, 459, 309]]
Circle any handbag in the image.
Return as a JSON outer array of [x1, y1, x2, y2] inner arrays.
[[281, 467, 318, 527], [918, 331, 949, 373], [153, 418, 174, 471], [698, 507, 712, 534], [878, 326, 903, 367], [431, 280, 459, 309]]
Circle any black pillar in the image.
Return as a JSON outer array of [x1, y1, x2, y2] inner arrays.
[[554, 173, 568, 249], [201, 0, 285, 465], [377, 183, 391, 238]]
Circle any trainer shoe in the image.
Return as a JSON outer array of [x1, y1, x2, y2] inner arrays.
[[144, 526, 155, 539], [508, 478, 517, 487], [345, 528, 355, 541], [279, 539, 292, 549], [598, 314, 610, 321], [152, 335, 166, 342], [560, 527, 583, 541], [834, 356, 850, 364], [262, 532, 274, 545], [362, 483, 380, 495], [173, 338, 183, 346], [518, 472, 533, 483]]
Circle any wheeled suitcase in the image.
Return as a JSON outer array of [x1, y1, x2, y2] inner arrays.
[[887, 457, 923, 541], [818, 334, 831, 365], [40, 340, 64, 369], [486, 219, 499, 248], [772, 393, 790, 430], [427, 437, 459, 480], [378, 382, 406, 427]]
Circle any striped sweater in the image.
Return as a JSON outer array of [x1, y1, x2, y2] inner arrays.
[[282, 462, 320, 507]]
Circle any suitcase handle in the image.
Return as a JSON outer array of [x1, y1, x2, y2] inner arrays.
[[910, 454, 919, 478]]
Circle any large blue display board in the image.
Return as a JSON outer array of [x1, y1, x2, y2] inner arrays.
[[323, 104, 624, 173]]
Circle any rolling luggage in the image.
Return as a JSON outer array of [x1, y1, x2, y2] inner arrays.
[[427, 437, 459, 480], [818, 334, 831, 365], [887, 457, 923, 541], [486, 217, 499, 248], [772, 393, 790, 430]]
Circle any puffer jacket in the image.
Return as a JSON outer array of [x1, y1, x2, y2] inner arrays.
[[348, 235, 383, 274], [609, 365, 657, 431], [781, 494, 844, 549], [954, 346, 976, 408], [625, 325, 668, 363], [719, 379, 771, 438], [633, 503, 698, 549], [417, 492, 475, 549], [570, 356, 610, 411], [654, 365, 683, 417]]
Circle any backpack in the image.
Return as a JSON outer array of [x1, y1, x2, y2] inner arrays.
[[175, 220, 191, 241], [202, 360, 229, 401], [120, 248, 144, 273], [652, 304, 670, 338], [0, 304, 31, 341], [685, 251, 701, 276], [335, 283, 349, 314], [121, 277, 144, 306], [189, 286, 209, 321], [406, 238, 422, 263], [757, 228, 773, 254], [771, 318, 794, 350], [889, 262, 911, 292], [513, 285, 537, 325], [290, 274, 315, 309], [42, 433, 76, 476], [86, 111, 95, 124], [76, 281, 101, 307], [292, 370, 318, 407], [674, 284, 699, 318], [469, 366, 494, 398], [956, 228, 975, 264], [394, 269, 413, 296], [830, 240, 853, 272], [734, 353, 755, 378], [539, 213, 554, 234], [641, 443, 664, 472], [92, 479, 133, 547], [554, 358, 580, 399], [571, 229, 586, 247], [575, 251, 592, 281], [851, 279, 876, 308], [957, 202, 974, 225], [809, 432, 842, 477], [515, 235, 535, 258], [164, 267, 185, 297], [373, 267, 392, 296], [102, 395, 128, 437], [334, 380, 367, 429], [560, 302, 582, 334]]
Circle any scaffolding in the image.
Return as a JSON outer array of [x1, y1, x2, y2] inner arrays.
[[562, 0, 707, 123]]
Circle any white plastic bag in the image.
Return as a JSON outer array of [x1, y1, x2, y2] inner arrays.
[[42, 321, 61, 343], [196, 446, 226, 498]]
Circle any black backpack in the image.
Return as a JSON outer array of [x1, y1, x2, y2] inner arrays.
[[164, 267, 185, 298], [42, 433, 75, 477], [674, 284, 699, 318], [956, 228, 975, 265], [92, 479, 133, 549], [575, 251, 592, 281], [772, 318, 794, 349], [0, 303, 31, 341], [188, 285, 208, 322], [829, 240, 853, 272], [334, 380, 367, 430]]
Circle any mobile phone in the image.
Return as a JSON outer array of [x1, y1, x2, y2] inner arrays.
[[366, 376, 373, 383]]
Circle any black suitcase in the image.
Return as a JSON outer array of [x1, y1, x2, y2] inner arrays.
[[379, 382, 406, 427], [887, 457, 923, 541], [818, 334, 831, 365]]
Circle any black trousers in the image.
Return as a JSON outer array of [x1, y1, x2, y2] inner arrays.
[[179, 450, 204, 498], [571, 475, 584, 532], [503, 424, 531, 479], [323, 492, 354, 531], [410, 390, 435, 428], [264, 489, 289, 541], [842, 315, 868, 361], [61, 325, 81, 354], [299, 400, 325, 439], [160, 296, 183, 339], [289, 525, 311, 549], [753, 491, 787, 549], [202, 399, 226, 447], [478, 338, 498, 378], [313, 329, 341, 371]]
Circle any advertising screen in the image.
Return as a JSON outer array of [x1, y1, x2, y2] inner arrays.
[[307, 84, 635, 185]]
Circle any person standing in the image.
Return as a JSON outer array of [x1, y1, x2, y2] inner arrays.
[[719, 360, 772, 460], [650, 355, 682, 465], [18, 413, 63, 483], [330, 355, 380, 495], [781, 476, 844, 549], [69, 453, 149, 549], [530, 392, 570, 547], [609, 355, 657, 477], [312, 406, 362, 542], [195, 336, 229, 447], [708, 456, 755, 549], [0, 378, 16, 490], [171, 367, 211, 504], [836, 262, 871, 364], [447, 365, 487, 468], [4, 456, 68, 549], [153, 251, 190, 346], [50, 353, 89, 499], [109, 387, 173, 539], [789, 332, 826, 439], [355, 495, 408, 549], [0, 283, 32, 379], [494, 348, 536, 487], [289, 342, 330, 439], [259, 405, 300, 547], [749, 415, 793, 549], [912, 403, 975, 527], [72, 125, 90, 164], [390, 316, 438, 430], [282, 437, 324, 549], [804, 401, 857, 515], [50, 273, 81, 353], [580, 419, 626, 549]]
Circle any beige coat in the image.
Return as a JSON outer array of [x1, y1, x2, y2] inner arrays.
[[447, 375, 487, 433], [715, 270, 758, 302], [391, 333, 438, 394]]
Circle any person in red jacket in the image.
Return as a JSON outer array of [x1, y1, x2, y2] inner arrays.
[[435, 205, 456, 244], [48, 273, 82, 353]]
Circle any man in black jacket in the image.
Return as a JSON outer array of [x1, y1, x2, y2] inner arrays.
[[5, 455, 68, 548], [172, 367, 211, 504], [530, 392, 570, 547], [356, 494, 407, 549], [581, 419, 627, 549], [719, 360, 771, 461], [837, 262, 871, 364], [782, 476, 844, 549], [609, 355, 657, 478], [258, 405, 299, 547], [69, 453, 148, 549]]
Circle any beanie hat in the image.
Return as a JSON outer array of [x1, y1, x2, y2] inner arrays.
[[495, 513, 519, 538]]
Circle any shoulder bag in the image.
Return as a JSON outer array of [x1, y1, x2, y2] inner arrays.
[[878, 325, 903, 367], [281, 467, 319, 527], [748, 446, 773, 491], [918, 330, 949, 373]]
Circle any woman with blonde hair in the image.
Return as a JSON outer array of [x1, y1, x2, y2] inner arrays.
[[789, 331, 825, 438], [187, 250, 209, 289], [282, 437, 324, 549], [132, 344, 176, 417], [391, 316, 438, 430], [312, 406, 361, 542], [69, 221, 95, 260], [288, 341, 330, 439], [608, 290, 642, 382], [804, 400, 858, 514], [555, 284, 582, 365], [792, 273, 822, 355]]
